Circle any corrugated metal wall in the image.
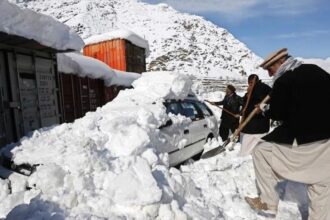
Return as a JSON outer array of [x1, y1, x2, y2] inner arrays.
[[125, 41, 146, 73], [0, 51, 15, 147], [83, 39, 146, 73], [59, 74, 105, 123], [84, 40, 127, 71]]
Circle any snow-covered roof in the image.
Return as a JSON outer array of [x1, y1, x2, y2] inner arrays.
[[0, 0, 84, 51], [84, 29, 149, 55], [57, 52, 141, 87]]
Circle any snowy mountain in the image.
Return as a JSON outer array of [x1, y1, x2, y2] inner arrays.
[[11, 0, 267, 79]]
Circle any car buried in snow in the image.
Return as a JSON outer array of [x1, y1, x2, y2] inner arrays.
[[0, 96, 218, 178], [159, 96, 218, 167]]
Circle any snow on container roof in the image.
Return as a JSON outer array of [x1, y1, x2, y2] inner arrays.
[[111, 70, 142, 87], [84, 29, 149, 55], [0, 0, 84, 52], [57, 52, 140, 87]]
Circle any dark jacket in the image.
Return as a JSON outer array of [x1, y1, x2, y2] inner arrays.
[[263, 64, 330, 145], [241, 80, 272, 134], [215, 93, 243, 127]]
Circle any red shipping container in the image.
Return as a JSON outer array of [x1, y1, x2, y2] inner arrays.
[[84, 39, 146, 102]]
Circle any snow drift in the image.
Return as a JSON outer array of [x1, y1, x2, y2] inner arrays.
[[1, 72, 306, 219], [0, 72, 196, 219]]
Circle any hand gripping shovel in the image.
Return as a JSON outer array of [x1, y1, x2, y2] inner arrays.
[[201, 95, 270, 159]]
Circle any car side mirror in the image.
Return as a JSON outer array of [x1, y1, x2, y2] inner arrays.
[[159, 119, 173, 129]]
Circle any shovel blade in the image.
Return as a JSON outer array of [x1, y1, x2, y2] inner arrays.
[[201, 139, 230, 159]]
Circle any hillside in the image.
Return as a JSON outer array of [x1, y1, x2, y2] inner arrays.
[[12, 0, 267, 79]]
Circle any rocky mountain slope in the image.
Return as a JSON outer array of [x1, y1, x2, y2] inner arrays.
[[12, 0, 267, 79]]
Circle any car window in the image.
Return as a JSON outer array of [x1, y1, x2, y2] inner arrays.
[[180, 101, 203, 120], [195, 101, 213, 117], [165, 102, 182, 115]]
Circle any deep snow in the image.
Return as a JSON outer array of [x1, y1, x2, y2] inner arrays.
[[0, 71, 307, 220]]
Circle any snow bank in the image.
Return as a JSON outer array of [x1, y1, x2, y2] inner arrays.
[[0, 71, 306, 219], [57, 52, 141, 87], [0, 71, 195, 219], [84, 29, 150, 55], [0, 0, 84, 51]]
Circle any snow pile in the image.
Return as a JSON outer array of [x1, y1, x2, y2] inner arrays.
[[57, 52, 141, 87], [0, 0, 84, 51], [0, 71, 196, 219], [85, 29, 150, 55], [0, 72, 306, 219]]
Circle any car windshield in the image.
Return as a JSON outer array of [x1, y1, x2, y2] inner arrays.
[[180, 102, 201, 120], [165, 102, 182, 115], [195, 102, 213, 117]]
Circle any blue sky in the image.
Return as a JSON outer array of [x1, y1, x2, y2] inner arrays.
[[142, 0, 330, 59]]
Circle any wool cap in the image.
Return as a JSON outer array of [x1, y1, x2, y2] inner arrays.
[[259, 48, 288, 69]]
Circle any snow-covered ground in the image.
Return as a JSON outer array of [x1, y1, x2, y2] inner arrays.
[[0, 71, 307, 220]]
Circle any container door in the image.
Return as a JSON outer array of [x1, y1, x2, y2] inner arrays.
[[78, 77, 90, 116], [0, 52, 6, 147], [6, 52, 60, 140], [35, 57, 60, 127], [60, 73, 77, 123], [16, 54, 40, 135], [0, 52, 19, 148], [88, 78, 98, 111], [5, 53, 40, 138]]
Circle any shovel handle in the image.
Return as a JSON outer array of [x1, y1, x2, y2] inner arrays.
[[232, 95, 271, 139], [205, 100, 238, 118], [201, 95, 271, 159]]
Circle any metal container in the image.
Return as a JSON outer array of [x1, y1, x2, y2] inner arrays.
[[59, 73, 105, 123], [0, 45, 60, 148], [83, 39, 146, 103]]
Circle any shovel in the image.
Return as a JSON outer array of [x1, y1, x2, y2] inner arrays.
[[201, 95, 270, 159]]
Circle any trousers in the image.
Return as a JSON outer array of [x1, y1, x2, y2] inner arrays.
[[253, 139, 330, 220]]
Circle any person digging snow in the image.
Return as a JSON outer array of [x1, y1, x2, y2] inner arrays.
[[239, 74, 271, 156], [245, 48, 330, 220], [212, 84, 243, 141]]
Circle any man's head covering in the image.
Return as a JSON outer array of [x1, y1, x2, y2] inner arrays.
[[259, 48, 288, 69], [227, 84, 236, 93], [248, 74, 259, 82]]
